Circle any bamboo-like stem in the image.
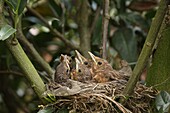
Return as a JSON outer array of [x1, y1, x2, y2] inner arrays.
[[122, 0, 169, 96], [17, 19, 54, 78], [26, 6, 78, 50], [5, 37, 46, 98], [0, 2, 45, 98], [102, 0, 110, 59]]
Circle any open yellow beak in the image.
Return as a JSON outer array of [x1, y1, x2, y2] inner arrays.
[[88, 51, 97, 65], [75, 50, 87, 64], [64, 55, 70, 70], [75, 58, 80, 72]]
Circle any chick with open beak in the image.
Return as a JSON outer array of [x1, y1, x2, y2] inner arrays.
[[72, 58, 92, 83], [54, 54, 71, 86], [88, 52, 119, 83], [75, 50, 92, 69]]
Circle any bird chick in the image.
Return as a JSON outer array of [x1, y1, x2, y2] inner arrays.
[[72, 58, 92, 83], [88, 52, 119, 83], [54, 54, 71, 86], [75, 50, 92, 69], [118, 60, 132, 80]]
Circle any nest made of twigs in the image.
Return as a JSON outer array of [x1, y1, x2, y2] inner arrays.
[[42, 76, 158, 113]]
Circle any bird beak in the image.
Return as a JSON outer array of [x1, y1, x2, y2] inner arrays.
[[75, 58, 80, 72], [75, 50, 87, 64], [64, 55, 70, 70], [88, 52, 97, 65]]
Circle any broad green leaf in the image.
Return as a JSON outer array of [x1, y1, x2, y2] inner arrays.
[[119, 12, 149, 31], [0, 24, 16, 41], [111, 27, 137, 62], [38, 107, 55, 113], [155, 91, 170, 113]]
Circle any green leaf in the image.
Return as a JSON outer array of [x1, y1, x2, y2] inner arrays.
[[47, 93, 56, 102], [155, 91, 170, 113], [38, 107, 55, 113], [5, 0, 17, 11], [0, 24, 16, 41], [5, 0, 27, 15], [111, 27, 137, 62], [48, 0, 62, 17], [18, 0, 27, 15]]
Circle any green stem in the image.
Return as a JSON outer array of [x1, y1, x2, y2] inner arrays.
[[5, 38, 46, 98], [0, 1, 45, 98], [122, 0, 169, 96]]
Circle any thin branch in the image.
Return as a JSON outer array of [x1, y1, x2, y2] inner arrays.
[[102, 0, 110, 59], [0, 70, 24, 76], [17, 18, 54, 78], [26, 6, 79, 50], [122, 0, 169, 96]]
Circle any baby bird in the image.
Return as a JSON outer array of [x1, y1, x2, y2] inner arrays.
[[75, 50, 92, 69], [72, 58, 92, 83], [54, 54, 71, 86], [88, 52, 119, 83]]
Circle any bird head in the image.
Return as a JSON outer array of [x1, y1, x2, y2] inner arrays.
[[75, 50, 91, 68], [60, 54, 70, 71], [74, 57, 92, 82], [88, 52, 109, 70]]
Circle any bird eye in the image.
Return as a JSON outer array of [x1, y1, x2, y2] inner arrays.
[[98, 61, 102, 65], [69, 59, 72, 63], [66, 69, 69, 73], [79, 69, 81, 72], [84, 61, 88, 65]]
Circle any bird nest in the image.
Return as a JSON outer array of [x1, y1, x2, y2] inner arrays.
[[42, 78, 158, 113], [41, 52, 158, 112]]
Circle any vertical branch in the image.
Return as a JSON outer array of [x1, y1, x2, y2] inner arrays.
[[122, 0, 169, 96], [102, 0, 110, 59], [77, 0, 91, 57]]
